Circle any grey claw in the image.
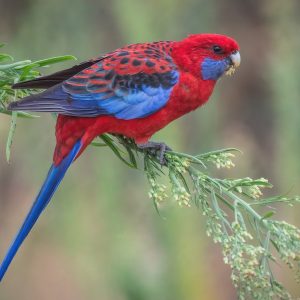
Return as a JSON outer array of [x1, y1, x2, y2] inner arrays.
[[137, 141, 172, 166]]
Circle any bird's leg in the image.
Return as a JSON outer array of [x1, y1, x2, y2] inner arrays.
[[137, 141, 172, 166]]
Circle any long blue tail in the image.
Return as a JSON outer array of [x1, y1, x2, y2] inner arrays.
[[0, 140, 82, 281]]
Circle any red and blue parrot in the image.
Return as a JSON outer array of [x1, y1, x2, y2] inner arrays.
[[0, 33, 240, 280]]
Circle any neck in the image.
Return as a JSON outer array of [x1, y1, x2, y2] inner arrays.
[[171, 40, 214, 81]]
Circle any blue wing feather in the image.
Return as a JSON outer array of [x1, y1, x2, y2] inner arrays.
[[8, 52, 179, 120], [63, 69, 179, 119]]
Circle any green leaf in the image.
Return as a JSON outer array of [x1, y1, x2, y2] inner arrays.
[[99, 135, 136, 168], [0, 108, 39, 118], [168, 151, 207, 168], [250, 194, 300, 206], [197, 147, 242, 158], [6, 111, 17, 162], [177, 171, 190, 193], [270, 239, 280, 252], [210, 188, 231, 228], [0, 60, 32, 70], [228, 178, 273, 190], [0, 53, 13, 62], [262, 211, 275, 220], [123, 144, 138, 168], [91, 141, 108, 147], [14, 55, 77, 70]]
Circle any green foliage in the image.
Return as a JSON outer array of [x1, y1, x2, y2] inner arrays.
[[0, 44, 76, 161], [109, 137, 300, 300], [1, 47, 300, 300]]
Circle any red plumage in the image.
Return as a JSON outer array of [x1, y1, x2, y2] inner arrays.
[[54, 71, 212, 163], [53, 34, 239, 164]]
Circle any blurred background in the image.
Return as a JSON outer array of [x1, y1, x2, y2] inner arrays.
[[1, 0, 300, 298]]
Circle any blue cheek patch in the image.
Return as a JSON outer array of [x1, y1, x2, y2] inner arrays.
[[201, 58, 229, 80]]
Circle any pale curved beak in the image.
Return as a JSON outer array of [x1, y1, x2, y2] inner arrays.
[[230, 51, 241, 68], [225, 51, 241, 75]]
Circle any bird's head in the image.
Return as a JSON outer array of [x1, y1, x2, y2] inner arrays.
[[173, 33, 240, 80]]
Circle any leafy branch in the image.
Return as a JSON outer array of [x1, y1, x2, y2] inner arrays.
[[0, 43, 76, 161], [106, 135, 300, 300], [1, 45, 300, 299]]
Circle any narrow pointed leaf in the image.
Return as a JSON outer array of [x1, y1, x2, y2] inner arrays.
[[6, 111, 17, 162], [15, 55, 77, 70]]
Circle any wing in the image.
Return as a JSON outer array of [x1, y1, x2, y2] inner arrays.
[[12, 57, 106, 89], [9, 45, 179, 120]]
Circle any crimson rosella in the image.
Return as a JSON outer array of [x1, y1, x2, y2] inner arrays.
[[0, 33, 240, 280]]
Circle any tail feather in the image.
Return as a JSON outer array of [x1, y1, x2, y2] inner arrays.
[[0, 140, 82, 281]]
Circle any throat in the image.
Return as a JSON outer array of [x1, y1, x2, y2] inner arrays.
[[175, 72, 216, 110]]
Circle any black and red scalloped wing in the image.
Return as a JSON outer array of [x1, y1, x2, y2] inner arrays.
[[9, 42, 179, 120]]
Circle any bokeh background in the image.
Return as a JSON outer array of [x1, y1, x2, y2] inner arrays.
[[1, 0, 300, 299]]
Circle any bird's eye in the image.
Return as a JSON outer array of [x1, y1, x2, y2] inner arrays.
[[212, 45, 224, 54]]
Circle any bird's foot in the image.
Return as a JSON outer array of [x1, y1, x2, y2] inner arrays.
[[137, 141, 172, 166]]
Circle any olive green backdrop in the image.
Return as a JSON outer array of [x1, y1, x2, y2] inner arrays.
[[1, 0, 300, 298]]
